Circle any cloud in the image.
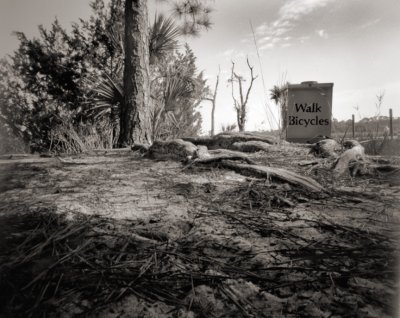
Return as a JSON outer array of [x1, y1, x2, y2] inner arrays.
[[259, 42, 275, 50], [218, 49, 246, 60], [358, 18, 381, 30], [255, 0, 334, 49], [259, 34, 292, 50], [220, 49, 235, 57], [279, 0, 333, 22], [316, 29, 328, 38]]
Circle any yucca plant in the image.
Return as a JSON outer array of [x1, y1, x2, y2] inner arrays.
[[89, 73, 123, 120]]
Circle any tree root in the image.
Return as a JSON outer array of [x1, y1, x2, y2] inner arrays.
[[183, 132, 277, 150], [146, 139, 198, 161], [220, 161, 325, 193], [309, 139, 341, 158], [195, 149, 257, 165], [231, 141, 272, 153], [333, 142, 366, 176]]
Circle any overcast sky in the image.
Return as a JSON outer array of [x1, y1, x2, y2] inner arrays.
[[1, 0, 399, 133]]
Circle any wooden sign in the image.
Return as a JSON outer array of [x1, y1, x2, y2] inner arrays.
[[286, 81, 333, 143]]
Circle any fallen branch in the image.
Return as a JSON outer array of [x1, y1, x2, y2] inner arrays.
[[220, 161, 325, 193]]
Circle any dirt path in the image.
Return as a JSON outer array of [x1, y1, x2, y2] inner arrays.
[[0, 150, 399, 317]]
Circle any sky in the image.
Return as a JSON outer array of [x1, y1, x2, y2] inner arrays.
[[1, 0, 399, 134]]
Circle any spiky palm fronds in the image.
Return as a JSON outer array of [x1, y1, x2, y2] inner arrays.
[[269, 83, 289, 131], [106, 24, 124, 56], [88, 73, 123, 120], [270, 85, 282, 105], [149, 14, 181, 64], [163, 68, 195, 111], [88, 14, 180, 121]]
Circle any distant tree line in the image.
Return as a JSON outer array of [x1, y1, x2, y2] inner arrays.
[[332, 116, 400, 139]]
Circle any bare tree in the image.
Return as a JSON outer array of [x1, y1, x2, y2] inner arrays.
[[229, 58, 257, 132], [204, 66, 220, 136]]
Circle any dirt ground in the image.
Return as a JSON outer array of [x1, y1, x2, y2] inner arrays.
[[0, 146, 399, 317]]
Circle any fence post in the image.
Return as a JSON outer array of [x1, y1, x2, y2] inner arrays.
[[389, 108, 393, 140], [352, 114, 355, 138]]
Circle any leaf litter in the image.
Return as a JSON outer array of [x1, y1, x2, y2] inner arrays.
[[0, 150, 399, 317]]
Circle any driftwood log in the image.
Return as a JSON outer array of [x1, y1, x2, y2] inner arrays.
[[183, 132, 277, 150]]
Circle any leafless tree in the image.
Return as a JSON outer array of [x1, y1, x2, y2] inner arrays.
[[204, 66, 220, 136], [229, 58, 257, 132]]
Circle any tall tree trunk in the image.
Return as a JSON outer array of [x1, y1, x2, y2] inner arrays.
[[118, 0, 151, 147], [238, 118, 244, 132], [210, 69, 220, 136]]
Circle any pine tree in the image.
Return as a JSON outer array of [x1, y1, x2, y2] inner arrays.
[[119, 0, 213, 146]]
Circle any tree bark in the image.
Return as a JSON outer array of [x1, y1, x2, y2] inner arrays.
[[119, 0, 151, 147], [211, 70, 220, 136]]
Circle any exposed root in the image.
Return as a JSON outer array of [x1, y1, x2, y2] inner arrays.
[[333, 142, 366, 176], [231, 141, 272, 153], [183, 132, 277, 150], [147, 139, 197, 161], [220, 161, 325, 193], [309, 139, 341, 158]]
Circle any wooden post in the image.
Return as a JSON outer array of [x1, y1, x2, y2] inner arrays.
[[352, 114, 355, 138], [389, 108, 393, 140]]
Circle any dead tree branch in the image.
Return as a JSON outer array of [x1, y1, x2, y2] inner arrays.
[[204, 66, 220, 136], [229, 58, 258, 132]]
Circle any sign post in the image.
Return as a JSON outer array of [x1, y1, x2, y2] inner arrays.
[[286, 81, 333, 143]]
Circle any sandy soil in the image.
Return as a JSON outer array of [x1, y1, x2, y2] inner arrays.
[[0, 147, 399, 317]]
